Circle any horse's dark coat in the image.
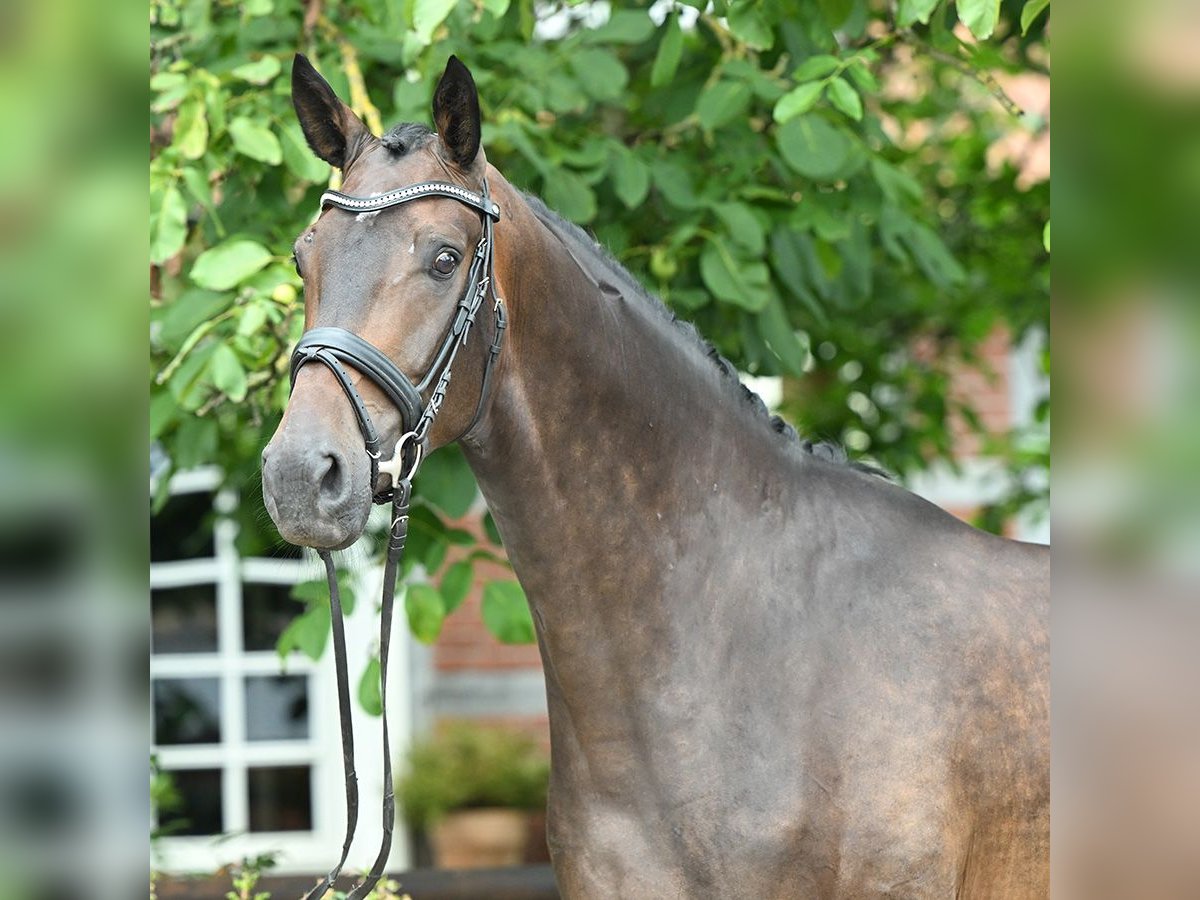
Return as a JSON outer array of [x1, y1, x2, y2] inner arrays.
[[262, 56, 1049, 899]]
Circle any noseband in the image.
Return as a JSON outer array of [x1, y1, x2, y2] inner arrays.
[[288, 179, 504, 900], [290, 178, 505, 503]]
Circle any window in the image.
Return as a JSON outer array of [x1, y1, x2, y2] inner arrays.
[[150, 467, 412, 874]]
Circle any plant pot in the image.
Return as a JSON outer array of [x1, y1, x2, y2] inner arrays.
[[429, 808, 531, 869]]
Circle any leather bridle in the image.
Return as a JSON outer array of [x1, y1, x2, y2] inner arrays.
[[291, 178, 505, 502], [290, 178, 505, 900]]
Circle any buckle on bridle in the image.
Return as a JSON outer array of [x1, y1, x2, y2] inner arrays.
[[377, 431, 424, 486]]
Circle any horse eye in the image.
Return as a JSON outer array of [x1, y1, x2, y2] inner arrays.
[[433, 250, 458, 276]]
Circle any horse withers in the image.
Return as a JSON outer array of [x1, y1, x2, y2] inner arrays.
[[261, 55, 1049, 899]]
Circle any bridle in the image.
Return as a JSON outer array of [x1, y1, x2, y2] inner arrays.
[[291, 178, 505, 502], [289, 178, 505, 900]]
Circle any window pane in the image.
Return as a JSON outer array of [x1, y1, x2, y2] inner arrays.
[[157, 768, 223, 836], [248, 766, 311, 832], [152, 584, 218, 654], [153, 677, 220, 745], [151, 492, 214, 562], [242, 582, 298, 652], [244, 675, 309, 741]]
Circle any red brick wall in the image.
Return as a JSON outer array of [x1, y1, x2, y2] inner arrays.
[[947, 325, 1012, 459]]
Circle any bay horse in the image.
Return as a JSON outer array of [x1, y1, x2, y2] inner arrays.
[[261, 55, 1049, 899]]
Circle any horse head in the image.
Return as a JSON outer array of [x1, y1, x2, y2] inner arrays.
[[262, 55, 500, 549]]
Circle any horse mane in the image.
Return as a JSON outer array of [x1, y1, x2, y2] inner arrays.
[[380, 122, 434, 155], [520, 193, 885, 476]]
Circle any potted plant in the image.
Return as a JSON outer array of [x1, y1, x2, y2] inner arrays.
[[399, 723, 550, 869]]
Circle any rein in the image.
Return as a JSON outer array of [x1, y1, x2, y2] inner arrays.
[[289, 179, 504, 900]]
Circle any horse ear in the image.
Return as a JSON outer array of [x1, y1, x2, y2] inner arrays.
[[432, 56, 482, 169], [291, 54, 370, 169]]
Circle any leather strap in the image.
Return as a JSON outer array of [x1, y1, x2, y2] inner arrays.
[[321, 181, 501, 221], [299, 551, 358, 900], [293, 329, 424, 428], [289, 178, 506, 895]]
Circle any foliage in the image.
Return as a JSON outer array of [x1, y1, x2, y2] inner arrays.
[[226, 860, 272, 900], [151, 755, 185, 843], [150, 0, 1049, 649], [398, 723, 550, 828]]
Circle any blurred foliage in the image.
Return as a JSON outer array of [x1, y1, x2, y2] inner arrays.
[[150, 0, 1049, 647], [399, 723, 550, 828]]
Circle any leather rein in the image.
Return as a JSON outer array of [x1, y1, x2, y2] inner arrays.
[[289, 179, 504, 900]]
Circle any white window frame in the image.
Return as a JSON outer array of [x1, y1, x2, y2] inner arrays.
[[151, 466, 412, 875]]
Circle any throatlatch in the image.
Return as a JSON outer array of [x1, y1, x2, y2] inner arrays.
[[290, 179, 504, 900]]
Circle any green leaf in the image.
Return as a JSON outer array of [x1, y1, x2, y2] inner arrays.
[[236, 301, 269, 337], [569, 49, 627, 102], [958, 0, 1001, 39], [440, 561, 473, 614], [230, 55, 281, 85], [713, 201, 765, 255], [776, 115, 851, 181], [413, 0, 459, 43], [650, 15, 684, 88], [228, 117, 282, 164], [846, 60, 880, 93], [166, 342, 217, 411], [699, 239, 772, 311], [244, 0, 273, 15], [291, 572, 355, 615], [149, 389, 176, 439], [651, 160, 701, 210], [180, 167, 222, 235], [696, 80, 752, 131], [768, 228, 828, 325], [826, 77, 862, 121], [209, 343, 247, 402], [151, 71, 187, 92], [174, 95, 208, 160], [870, 158, 923, 205], [901, 222, 966, 287], [611, 147, 650, 209], [406, 583, 446, 644], [481, 581, 535, 644], [483, 510, 503, 546], [151, 184, 188, 265], [358, 657, 382, 716], [1021, 0, 1049, 34], [1042, 220, 1050, 252], [418, 445, 478, 518], [792, 55, 840, 82], [277, 605, 329, 661], [444, 527, 475, 546], [585, 9, 654, 44], [897, 0, 942, 25], [280, 121, 330, 183], [543, 169, 596, 223], [726, 5, 773, 50], [757, 295, 809, 375], [818, 0, 854, 27], [774, 82, 824, 124], [191, 239, 273, 290]]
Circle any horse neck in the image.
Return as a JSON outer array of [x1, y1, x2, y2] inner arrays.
[[462, 175, 797, 630]]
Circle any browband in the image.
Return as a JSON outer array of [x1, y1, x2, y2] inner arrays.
[[321, 181, 501, 221]]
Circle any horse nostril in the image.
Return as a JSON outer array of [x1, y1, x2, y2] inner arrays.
[[318, 452, 346, 502]]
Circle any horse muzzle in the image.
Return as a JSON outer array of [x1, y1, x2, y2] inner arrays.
[[261, 413, 372, 550]]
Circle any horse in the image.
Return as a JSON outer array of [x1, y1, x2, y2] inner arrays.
[[261, 55, 1049, 899]]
